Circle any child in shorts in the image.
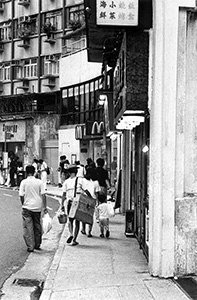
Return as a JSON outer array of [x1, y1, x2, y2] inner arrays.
[[96, 193, 110, 238]]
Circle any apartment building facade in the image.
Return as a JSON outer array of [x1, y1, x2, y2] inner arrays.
[[0, 0, 103, 183]]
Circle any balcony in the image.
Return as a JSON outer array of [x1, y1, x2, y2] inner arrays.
[[62, 36, 86, 57], [43, 75, 56, 88], [0, 92, 60, 116], [18, 0, 30, 7]]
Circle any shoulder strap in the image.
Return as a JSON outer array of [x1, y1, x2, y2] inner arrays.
[[74, 177, 78, 197]]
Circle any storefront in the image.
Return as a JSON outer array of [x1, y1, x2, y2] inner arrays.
[[112, 29, 149, 257], [0, 120, 26, 164]]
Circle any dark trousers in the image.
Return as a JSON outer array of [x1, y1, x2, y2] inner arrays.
[[10, 169, 16, 187], [22, 208, 42, 250]]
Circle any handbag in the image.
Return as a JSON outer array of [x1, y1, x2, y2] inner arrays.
[[75, 193, 96, 225], [42, 212, 52, 234], [68, 178, 96, 224], [57, 213, 67, 224]]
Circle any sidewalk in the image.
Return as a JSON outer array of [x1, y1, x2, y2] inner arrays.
[[40, 186, 189, 300]]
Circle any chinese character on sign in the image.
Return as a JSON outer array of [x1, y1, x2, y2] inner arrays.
[[100, 0, 107, 8], [100, 11, 107, 19], [119, 2, 126, 9], [109, 1, 116, 8], [97, 0, 138, 26], [118, 13, 126, 21], [109, 12, 116, 20]]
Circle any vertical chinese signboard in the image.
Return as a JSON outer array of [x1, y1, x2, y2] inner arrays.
[[96, 0, 139, 26]]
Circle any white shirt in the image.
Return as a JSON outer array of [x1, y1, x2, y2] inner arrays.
[[96, 202, 109, 219], [62, 176, 83, 200], [76, 165, 85, 178], [19, 176, 45, 212], [40, 161, 47, 172], [81, 178, 100, 199]]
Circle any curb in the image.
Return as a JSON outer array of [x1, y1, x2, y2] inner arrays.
[[39, 222, 68, 300]]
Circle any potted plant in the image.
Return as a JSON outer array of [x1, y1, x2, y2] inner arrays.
[[69, 19, 82, 31]]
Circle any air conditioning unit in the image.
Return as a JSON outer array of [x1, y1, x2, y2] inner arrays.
[[0, 1, 5, 12], [18, 78, 29, 91], [18, 0, 30, 6], [18, 39, 30, 49], [19, 16, 29, 23], [46, 55, 55, 62], [43, 75, 56, 88]]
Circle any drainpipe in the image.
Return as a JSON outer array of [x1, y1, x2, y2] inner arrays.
[[37, 0, 42, 93]]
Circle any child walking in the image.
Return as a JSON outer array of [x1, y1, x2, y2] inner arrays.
[[96, 193, 110, 238]]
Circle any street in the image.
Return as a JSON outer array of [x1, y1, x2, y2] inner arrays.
[[0, 187, 60, 289]]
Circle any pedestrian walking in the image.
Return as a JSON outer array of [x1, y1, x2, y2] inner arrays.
[[9, 155, 17, 187], [85, 157, 96, 173], [19, 165, 48, 252], [39, 159, 48, 190], [16, 159, 24, 187], [57, 155, 70, 187], [61, 164, 83, 246], [75, 160, 85, 178], [95, 193, 110, 238], [32, 158, 39, 177], [81, 168, 101, 237], [95, 157, 111, 196], [111, 156, 117, 187], [0, 156, 4, 185]]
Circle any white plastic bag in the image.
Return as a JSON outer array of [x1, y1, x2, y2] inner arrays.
[[42, 213, 52, 234], [107, 201, 115, 218]]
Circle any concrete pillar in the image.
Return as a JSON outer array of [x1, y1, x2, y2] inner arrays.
[[149, 0, 195, 277], [175, 8, 197, 275]]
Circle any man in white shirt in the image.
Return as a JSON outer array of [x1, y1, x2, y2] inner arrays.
[[19, 165, 47, 252]]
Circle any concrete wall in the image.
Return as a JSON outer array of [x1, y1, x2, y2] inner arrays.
[[58, 126, 80, 164], [149, 0, 196, 277], [26, 114, 59, 162], [60, 49, 102, 88], [174, 8, 197, 275]]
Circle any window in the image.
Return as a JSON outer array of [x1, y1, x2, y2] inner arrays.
[[43, 55, 60, 76], [42, 10, 62, 33], [25, 59, 37, 78], [15, 15, 38, 39], [14, 58, 37, 79], [61, 76, 103, 125], [0, 22, 11, 41], [0, 63, 11, 81], [67, 4, 85, 28]]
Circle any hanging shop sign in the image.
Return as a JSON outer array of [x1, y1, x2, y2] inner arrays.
[[85, 121, 104, 138], [0, 121, 26, 142], [96, 0, 138, 26], [75, 125, 85, 140]]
